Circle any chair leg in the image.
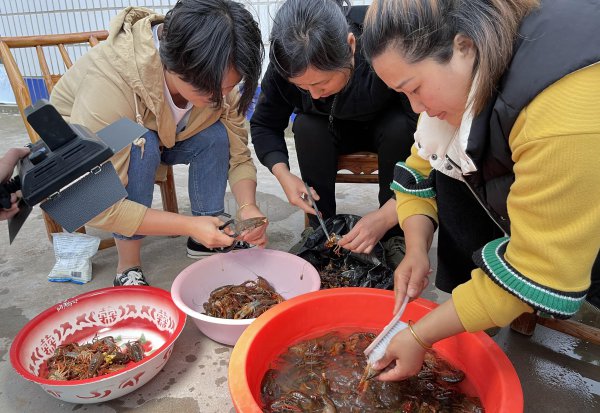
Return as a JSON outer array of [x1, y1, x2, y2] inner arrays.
[[159, 167, 179, 214], [42, 211, 63, 242], [536, 317, 600, 345], [98, 238, 116, 250], [510, 312, 600, 344], [510, 312, 538, 336]]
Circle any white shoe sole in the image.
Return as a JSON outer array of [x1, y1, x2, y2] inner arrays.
[[186, 249, 215, 259]]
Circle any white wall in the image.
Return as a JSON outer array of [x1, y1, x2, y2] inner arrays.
[[0, 0, 372, 102], [0, 64, 16, 104]]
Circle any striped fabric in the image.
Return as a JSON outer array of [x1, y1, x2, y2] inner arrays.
[[473, 237, 588, 318], [390, 162, 436, 199]]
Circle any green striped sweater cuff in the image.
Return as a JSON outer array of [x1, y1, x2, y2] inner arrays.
[[390, 162, 436, 199], [473, 237, 587, 319]]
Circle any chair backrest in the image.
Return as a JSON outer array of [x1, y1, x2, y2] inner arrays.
[[336, 152, 379, 184], [0, 31, 109, 143]]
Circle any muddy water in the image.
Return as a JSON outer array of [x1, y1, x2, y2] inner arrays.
[[261, 330, 483, 412]]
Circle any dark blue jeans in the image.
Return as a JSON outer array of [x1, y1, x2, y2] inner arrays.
[[114, 121, 229, 240]]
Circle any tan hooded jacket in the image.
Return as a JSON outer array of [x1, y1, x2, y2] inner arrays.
[[50, 7, 257, 236]]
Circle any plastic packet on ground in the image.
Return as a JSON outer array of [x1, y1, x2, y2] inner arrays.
[[48, 232, 101, 284]]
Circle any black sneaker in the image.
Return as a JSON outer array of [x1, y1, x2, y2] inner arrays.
[[382, 236, 407, 270], [114, 266, 149, 286], [186, 237, 252, 259], [288, 227, 315, 255]]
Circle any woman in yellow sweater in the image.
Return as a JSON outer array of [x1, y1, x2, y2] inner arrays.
[[361, 0, 600, 380]]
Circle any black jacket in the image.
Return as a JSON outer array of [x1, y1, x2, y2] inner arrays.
[[465, 0, 600, 234], [250, 6, 413, 171], [464, 0, 600, 311]]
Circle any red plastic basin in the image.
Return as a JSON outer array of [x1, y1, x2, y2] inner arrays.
[[229, 287, 522, 413]]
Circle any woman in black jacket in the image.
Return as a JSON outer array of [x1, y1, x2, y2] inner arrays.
[[250, 0, 417, 264]]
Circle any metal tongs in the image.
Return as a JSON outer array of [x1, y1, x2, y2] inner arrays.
[[217, 216, 267, 252], [303, 181, 341, 248]]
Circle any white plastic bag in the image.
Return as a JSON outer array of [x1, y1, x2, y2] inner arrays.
[[48, 233, 100, 284]]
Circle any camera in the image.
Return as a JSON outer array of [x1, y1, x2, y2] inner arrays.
[[2, 99, 147, 242]]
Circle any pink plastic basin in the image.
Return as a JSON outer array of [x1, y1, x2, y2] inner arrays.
[[171, 248, 320, 346]]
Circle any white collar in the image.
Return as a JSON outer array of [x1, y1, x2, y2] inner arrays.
[[414, 73, 480, 175]]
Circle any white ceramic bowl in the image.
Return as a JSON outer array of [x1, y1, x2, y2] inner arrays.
[[171, 248, 320, 346], [10, 286, 186, 403]]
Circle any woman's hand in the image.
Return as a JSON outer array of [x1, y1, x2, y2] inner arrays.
[[374, 328, 427, 382], [237, 203, 268, 248], [188, 216, 236, 249], [0, 147, 29, 182], [392, 214, 436, 313], [375, 299, 466, 382], [272, 164, 318, 215], [393, 249, 431, 313], [337, 210, 388, 254], [337, 199, 398, 254]]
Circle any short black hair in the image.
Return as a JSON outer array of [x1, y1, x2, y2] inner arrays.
[[269, 0, 353, 79], [160, 0, 264, 115]]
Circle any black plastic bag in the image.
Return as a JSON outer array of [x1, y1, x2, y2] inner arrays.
[[291, 214, 394, 290]]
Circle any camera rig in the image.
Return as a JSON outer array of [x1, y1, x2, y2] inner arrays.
[[1, 99, 147, 243]]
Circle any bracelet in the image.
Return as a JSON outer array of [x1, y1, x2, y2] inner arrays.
[[237, 203, 255, 216], [407, 320, 432, 350]]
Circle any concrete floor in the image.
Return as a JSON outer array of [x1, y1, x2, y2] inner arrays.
[[0, 107, 598, 412]]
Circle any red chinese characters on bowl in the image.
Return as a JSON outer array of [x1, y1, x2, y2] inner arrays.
[[10, 286, 186, 403]]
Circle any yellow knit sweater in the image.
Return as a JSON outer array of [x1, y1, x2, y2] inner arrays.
[[395, 63, 600, 331]]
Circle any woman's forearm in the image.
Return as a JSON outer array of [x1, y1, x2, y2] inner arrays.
[[134, 208, 234, 249], [135, 208, 195, 236], [230, 178, 258, 207], [378, 198, 402, 230], [414, 298, 465, 346], [402, 214, 435, 253]]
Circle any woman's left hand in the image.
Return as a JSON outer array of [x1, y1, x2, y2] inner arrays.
[[237, 204, 268, 248], [337, 209, 389, 254], [374, 299, 467, 381]]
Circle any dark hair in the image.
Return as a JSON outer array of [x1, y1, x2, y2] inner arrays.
[[362, 0, 539, 114], [269, 0, 353, 79], [160, 0, 264, 114]]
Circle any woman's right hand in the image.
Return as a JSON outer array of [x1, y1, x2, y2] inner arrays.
[[188, 216, 235, 249], [392, 214, 436, 313], [272, 164, 318, 215], [393, 249, 431, 314]]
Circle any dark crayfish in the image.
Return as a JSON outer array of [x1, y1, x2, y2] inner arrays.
[[261, 331, 485, 412], [44, 335, 146, 381], [203, 276, 285, 320]]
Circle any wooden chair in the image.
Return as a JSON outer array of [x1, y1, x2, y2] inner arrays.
[[304, 151, 379, 226], [510, 311, 600, 345], [336, 151, 379, 184], [0, 31, 179, 250]]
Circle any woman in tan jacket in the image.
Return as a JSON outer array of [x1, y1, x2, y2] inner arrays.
[[51, 0, 266, 286]]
